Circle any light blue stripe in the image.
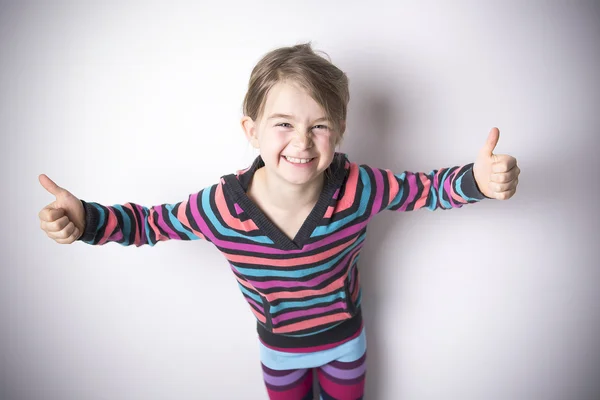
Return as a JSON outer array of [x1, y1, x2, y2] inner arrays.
[[232, 233, 366, 277], [112, 205, 132, 245], [429, 178, 438, 210], [89, 203, 106, 242], [144, 208, 154, 246], [201, 190, 273, 244], [455, 170, 479, 202], [259, 326, 367, 369], [269, 292, 346, 314], [436, 169, 452, 209], [237, 283, 262, 303]]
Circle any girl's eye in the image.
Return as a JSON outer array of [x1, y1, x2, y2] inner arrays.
[[275, 123, 329, 131]]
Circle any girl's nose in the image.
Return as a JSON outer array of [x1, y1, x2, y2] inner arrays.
[[293, 131, 313, 148]]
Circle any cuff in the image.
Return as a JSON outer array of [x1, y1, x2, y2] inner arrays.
[[77, 200, 99, 242], [460, 164, 493, 200]]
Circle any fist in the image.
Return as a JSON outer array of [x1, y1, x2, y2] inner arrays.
[[38, 174, 85, 244], [473, 127, 520, 200]]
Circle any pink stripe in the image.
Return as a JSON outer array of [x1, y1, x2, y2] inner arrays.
[[413, 174, 430, 210], [176, 200, 205, 239], [387, 170, 399, 205], [225, 235, 359, 266], [98, 211, 118, 245], [214, 185, 258, 231], [335, 163, 358, 213], [274, 313, 350, 334]]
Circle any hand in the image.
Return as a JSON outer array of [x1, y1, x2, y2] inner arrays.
[[473, 127, 520, 200], [38, 174, 86, 244]]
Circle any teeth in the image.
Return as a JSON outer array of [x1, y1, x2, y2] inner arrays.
[[284, 156, 313, 164]]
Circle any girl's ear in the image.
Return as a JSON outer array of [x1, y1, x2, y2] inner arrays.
[[241, 116, 260, 148]]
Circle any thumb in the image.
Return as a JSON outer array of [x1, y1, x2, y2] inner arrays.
[[39, 174, 66, 198], [480, 127, 500, 157]]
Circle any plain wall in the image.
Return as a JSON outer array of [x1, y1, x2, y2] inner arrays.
[[2, 1, 599, 399]]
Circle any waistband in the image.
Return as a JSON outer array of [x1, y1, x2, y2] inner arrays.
[[256, 307, 363, 351]]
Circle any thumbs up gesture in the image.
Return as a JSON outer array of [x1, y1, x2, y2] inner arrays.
[[38, 174, 86, 244], [473, 128, 520, 200]]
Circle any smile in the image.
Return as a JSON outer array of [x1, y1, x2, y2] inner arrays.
[[282, 156, 315, 164]]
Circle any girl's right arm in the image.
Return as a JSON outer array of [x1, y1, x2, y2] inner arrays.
[[38, 174, 211, 247]]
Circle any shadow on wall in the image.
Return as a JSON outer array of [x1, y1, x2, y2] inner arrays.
[[319, 56, 414, 400]]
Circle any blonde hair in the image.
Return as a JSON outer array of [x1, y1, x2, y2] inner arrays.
[[242, 42, 350, 141]]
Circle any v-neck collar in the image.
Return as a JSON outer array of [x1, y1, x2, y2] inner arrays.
[[222, 152, 349, 250]]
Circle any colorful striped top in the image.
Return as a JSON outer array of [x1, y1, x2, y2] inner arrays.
[[77, 152, 487, 350]]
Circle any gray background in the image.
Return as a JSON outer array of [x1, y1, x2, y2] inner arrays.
[[1, 1, 599, 399]]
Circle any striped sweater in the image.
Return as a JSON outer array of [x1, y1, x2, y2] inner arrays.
[[78, 152, 487, 349]]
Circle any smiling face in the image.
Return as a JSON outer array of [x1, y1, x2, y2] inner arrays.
[[241, 80, 341, 187]]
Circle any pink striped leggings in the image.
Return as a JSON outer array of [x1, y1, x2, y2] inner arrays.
[[261, 351, 366, 400]]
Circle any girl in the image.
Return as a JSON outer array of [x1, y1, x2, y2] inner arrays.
[[38, 42, 520, 400]]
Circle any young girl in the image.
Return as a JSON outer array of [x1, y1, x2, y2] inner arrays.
[[38, 42, 520, 400]]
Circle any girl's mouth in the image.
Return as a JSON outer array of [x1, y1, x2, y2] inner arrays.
[[282, 155, 315, 165]]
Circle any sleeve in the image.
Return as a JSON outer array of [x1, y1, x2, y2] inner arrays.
[[76, 185, 215, 247], [359, 162, 490, 215]]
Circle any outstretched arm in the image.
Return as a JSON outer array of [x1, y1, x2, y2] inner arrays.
[[77, 187, 215, 247], [356, 127, 520, 215]]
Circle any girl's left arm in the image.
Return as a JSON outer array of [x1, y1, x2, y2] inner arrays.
[[363, 127, 520, 214], [361, 163, 486, 214]]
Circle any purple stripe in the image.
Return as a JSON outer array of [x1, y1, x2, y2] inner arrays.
[[271, 301, 347, 325], [234, 203, 243, 214], [155, 207, 179, 240], [263, 368, 308, 386], [319, 368, 365, 386], [321, 360, 367, 380], [301, 220, 368, 251], [247, 242, 363, 290], [108, 231, 123, 242], [398, 173, 418, 211], [371, 168, 384, 215], [246, 297, 264, 314]]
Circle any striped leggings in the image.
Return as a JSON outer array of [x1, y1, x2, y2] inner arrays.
[[261, 351, 366, 400]]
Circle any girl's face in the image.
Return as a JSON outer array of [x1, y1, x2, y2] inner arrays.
[[241, 81, 340, 188]]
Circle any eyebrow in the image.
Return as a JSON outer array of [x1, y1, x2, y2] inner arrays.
[[267, 113, 329, 123]]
